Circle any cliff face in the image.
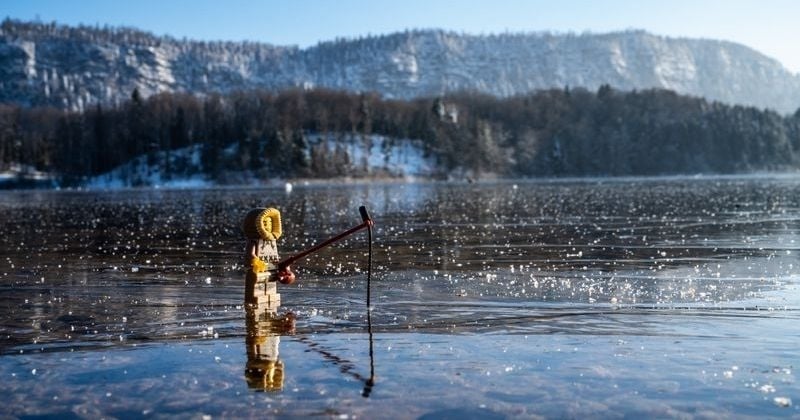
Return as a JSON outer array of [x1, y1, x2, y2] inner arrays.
[[2, 20, 799, 113], [301, 30, 800, 114]]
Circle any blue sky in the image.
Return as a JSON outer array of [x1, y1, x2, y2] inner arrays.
[[3, 0, 799, 72]]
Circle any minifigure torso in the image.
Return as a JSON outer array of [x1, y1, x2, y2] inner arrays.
[[256, 239, 279, 266], [247, 239, 279, 269]]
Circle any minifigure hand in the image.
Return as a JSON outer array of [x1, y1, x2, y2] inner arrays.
[[278, 266, 296, 285], [250, 257, 267, 273]]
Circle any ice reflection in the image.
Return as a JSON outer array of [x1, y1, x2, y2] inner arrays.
[[2, 177, 800, 417]]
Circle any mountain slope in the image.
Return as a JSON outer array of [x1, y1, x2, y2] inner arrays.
[[2, 19, 799, 113]]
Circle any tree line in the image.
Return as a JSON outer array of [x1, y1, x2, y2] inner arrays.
[[1, 85, 800, 186]]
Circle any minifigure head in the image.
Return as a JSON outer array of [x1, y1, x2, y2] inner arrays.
[[243, 207, 282, 241], [244, 360, 285, 391]]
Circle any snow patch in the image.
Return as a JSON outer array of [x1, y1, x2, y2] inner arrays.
[[83, 133, 434, 189], [85, 144, 210, 189], [307, 134, 435, 177], [0, 163, 56, 188]]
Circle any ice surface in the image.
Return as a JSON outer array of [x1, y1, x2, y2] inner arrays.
[[1, 176, 799, 417]]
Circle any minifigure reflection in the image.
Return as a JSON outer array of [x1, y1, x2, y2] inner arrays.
[[244, 307, 295, 391]]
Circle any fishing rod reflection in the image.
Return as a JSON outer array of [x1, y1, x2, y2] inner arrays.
[[244, 305, 295, 392], [290, 303, 376, 397]]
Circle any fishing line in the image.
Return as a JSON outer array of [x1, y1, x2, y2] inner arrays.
[[366, 220, 373, 308], [363, 207, 375, 397]]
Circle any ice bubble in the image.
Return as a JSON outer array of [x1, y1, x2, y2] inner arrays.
[[759, 384, 776, 393]]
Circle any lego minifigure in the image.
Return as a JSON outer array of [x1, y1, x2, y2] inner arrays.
[[242, 207, 288, 307]]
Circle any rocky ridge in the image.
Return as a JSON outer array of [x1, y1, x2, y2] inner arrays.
[[2, 19, 799, 113]]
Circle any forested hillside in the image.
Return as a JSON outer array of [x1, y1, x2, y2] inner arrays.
[[2, 86, 799, 187]]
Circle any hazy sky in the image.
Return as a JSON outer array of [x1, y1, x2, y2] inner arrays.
[[3, 0, 799, 73]]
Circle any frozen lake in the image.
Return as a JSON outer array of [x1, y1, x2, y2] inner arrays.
[[1, 176, 799, 418]]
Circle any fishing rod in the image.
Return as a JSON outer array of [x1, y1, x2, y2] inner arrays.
[[363, 210, 375, 396], [276, 205, 377, 396], [276, 206, 374, 289]]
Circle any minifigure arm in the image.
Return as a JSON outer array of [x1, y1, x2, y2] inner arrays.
[[247, 240, 258, 259]]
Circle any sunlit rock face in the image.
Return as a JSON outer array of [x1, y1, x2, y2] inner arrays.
[[2, 21, 799, 113]]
